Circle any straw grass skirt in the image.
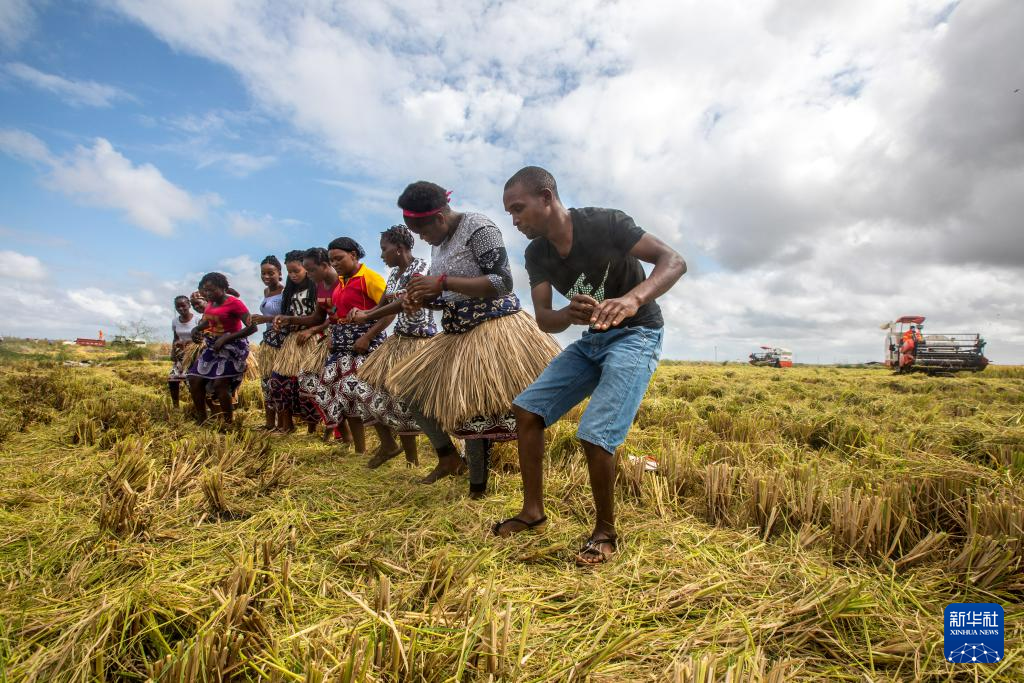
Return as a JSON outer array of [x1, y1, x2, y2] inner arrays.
[[387, 311, 560, 437], [272, 332, 319, 377], [181, 342, 201, 375], [358, 334, 432, 388], [244, 352, 261, 382], [359, 334, 433, 435], [255, 342, 278, 380]]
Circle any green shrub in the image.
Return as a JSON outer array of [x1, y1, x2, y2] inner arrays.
[[124, 347, 149, 361]]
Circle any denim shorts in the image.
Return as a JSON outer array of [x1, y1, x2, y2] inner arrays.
[[513, 325, 664, 454]]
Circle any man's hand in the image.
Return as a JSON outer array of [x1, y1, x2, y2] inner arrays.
[[590, 294, 640, 331], [353, 334, 371, 354], [191, 329, 203, 343], [406, 275, 443, 304], [567, 294, 598, 325], [212, 334, 229, 352]]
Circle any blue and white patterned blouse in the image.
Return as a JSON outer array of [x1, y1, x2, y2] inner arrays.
[[424, 212, 520, 332], [386, 257, 437, 338]]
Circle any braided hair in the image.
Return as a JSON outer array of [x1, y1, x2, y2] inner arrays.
[[381, 224, 414, 251], [261, 254, 282, 271], [281, 250, 317, 317]]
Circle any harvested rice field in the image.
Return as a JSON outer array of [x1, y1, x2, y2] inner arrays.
[[1, 343, 1022, 681]]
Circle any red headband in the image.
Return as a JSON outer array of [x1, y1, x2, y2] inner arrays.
[[402, 190, 452, 218]]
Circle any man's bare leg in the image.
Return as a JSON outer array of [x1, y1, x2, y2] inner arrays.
[[494, 406, 547, 536], [575, 440, 617, 564]]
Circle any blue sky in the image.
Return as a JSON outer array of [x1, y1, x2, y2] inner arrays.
[[1, 3, 400, 308], [2, 0, 1022, 363]]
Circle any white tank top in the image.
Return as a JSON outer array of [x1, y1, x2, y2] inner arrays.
[[172, 315, 198, 343]]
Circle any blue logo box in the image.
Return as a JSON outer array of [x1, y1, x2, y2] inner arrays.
[[944, 603, 1004, 664]]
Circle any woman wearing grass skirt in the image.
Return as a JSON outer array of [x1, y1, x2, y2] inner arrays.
[[275, 245, 391, 455], [388, 181, 561, 498], [349, 225, 437, 468], [266, 250, 321, 434], [320, 237, 405, 460], [187, 272, 258, 425], [275, 249, 355, 444], [249, 255, 285, 431], [168, 295, 199, 408]]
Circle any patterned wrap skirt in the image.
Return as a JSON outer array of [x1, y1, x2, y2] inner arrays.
[[267, 373, 321, 423], [186, 336, 250, 394], [308, 323, 385, 427]]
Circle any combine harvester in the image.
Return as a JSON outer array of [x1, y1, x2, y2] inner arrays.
[[883, 315, 988, 374], [748, 346, 793, 368]]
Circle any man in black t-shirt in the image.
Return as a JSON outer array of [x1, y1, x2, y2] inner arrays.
[[494, 166, 686, 566]]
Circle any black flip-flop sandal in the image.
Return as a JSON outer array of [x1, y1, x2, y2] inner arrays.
[[574, 536, 617, 566], [492, 515, 548, 536]]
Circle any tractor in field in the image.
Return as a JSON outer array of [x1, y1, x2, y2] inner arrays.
[[883, 315, 988, 374], [111, 335, 147, 347], [749, 346, 793, 368]]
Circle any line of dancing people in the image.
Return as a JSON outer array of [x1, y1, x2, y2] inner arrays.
[[167, 169, 686, 565]]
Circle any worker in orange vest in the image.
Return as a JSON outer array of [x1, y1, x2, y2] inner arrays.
[[904, 325, 925, 345], [899, 325, 919, 369]]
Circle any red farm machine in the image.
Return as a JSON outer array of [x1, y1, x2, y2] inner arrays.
[[749, 346, 793, 368], [883, 315, 988, 374]]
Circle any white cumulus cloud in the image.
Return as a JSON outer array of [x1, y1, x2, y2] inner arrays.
[[0, 129, 218, 236], [0, 250, 45, 280]]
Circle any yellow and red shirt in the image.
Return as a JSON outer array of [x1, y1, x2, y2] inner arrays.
[[331, 263, 386, 321]]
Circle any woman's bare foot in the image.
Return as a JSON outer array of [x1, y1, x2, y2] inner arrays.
[[419, 455, 467, 484]]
